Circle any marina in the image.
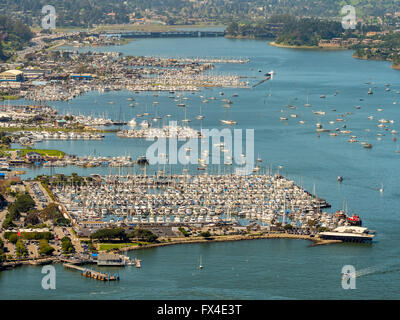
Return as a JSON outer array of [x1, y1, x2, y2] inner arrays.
[[117, 125, 200, 139], [1, 35, 399, 300], [51, 172, 373, 237], [20, 53, 250, 102]]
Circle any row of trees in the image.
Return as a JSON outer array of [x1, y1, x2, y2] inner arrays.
[[4, 233, 55, 257], [91, 228, 158, 243], [37, 173, 90, 188], [4, 231, 52, 241]]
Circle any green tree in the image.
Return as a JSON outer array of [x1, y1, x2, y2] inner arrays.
[[39, 239, 54, 256], [226, 22, 239, 36], [61, 236, 74, 254], [8, 233, 19, 244], [91, 228, 127, 242], [178, 227, 189, 237], [127, 228, 158, 243], [16, 239, 27, 257], [25, 212, 40, 226], [283, 224, 293, 230], [200, 231, 211, 238], [2, 214, 16, 229]]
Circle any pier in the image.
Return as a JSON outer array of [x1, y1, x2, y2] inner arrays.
[[63, 263, 120, 281]]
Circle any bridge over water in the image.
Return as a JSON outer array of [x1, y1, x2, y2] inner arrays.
[[97, 31, 225, 39]]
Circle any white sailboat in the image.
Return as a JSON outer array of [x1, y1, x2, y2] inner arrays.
[[305, 92, 311, 107], [196, 105, 204, 120], [220, 104, 237, 125]]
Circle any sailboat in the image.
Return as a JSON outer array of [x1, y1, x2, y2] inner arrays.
[[220, 104, 237, 125], [304, 92, 311, 107], [181, 106, 191, 124], [379, 183, 384, 193], [196, 105, 204, 120], [199, 256, 203, 269]]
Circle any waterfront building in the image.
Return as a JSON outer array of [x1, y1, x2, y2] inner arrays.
[[25, 152, 44, 163], [97, 253, 125, 266], [56, 119, 67, 127], [318, 226, 375, 243], [0, 70, 24, 82]]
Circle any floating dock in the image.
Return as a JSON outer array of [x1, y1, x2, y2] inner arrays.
[[63, 263, 119, 281]]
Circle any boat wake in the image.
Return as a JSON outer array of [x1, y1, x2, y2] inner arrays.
[[354, 263, 400, 278]]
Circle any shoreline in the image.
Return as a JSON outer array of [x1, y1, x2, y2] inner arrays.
[[268, 41, 347, 50], [0, 234, 342, 271], [118, 233, 342, 253], [392, 64, 400, 70], [353, 54, 400, 71]]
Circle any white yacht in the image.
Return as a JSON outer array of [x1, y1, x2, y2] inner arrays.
[[128, 118, 137, 127]]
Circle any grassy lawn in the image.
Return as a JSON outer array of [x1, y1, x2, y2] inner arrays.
[[99, 243, 138, 251], [0, 95, 19, 100], [9, 148, 66, 157]]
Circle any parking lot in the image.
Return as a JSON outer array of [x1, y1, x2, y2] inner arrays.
[[24, 182, 50, 210]]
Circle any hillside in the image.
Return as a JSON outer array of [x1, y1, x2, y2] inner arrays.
[[0, 0, 399, 28], [0, 15, 33, 62]]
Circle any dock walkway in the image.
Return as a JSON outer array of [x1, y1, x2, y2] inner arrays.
[[63, 263, 119, 281]]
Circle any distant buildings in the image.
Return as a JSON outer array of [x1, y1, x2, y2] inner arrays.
[[55, 119, 67, 127], [20, 69, 50, 80], [71, 73, 96, 80], [318, 38, 360, 48]]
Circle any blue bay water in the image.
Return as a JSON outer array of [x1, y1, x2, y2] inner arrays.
[[1, 37, 400, 299]]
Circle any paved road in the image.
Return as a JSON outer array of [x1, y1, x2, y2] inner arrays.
[[68, 228, 84, 253], [16, 33, 74, 62]]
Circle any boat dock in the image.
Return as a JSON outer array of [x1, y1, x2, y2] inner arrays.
[[63, 263, 120, 281]]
